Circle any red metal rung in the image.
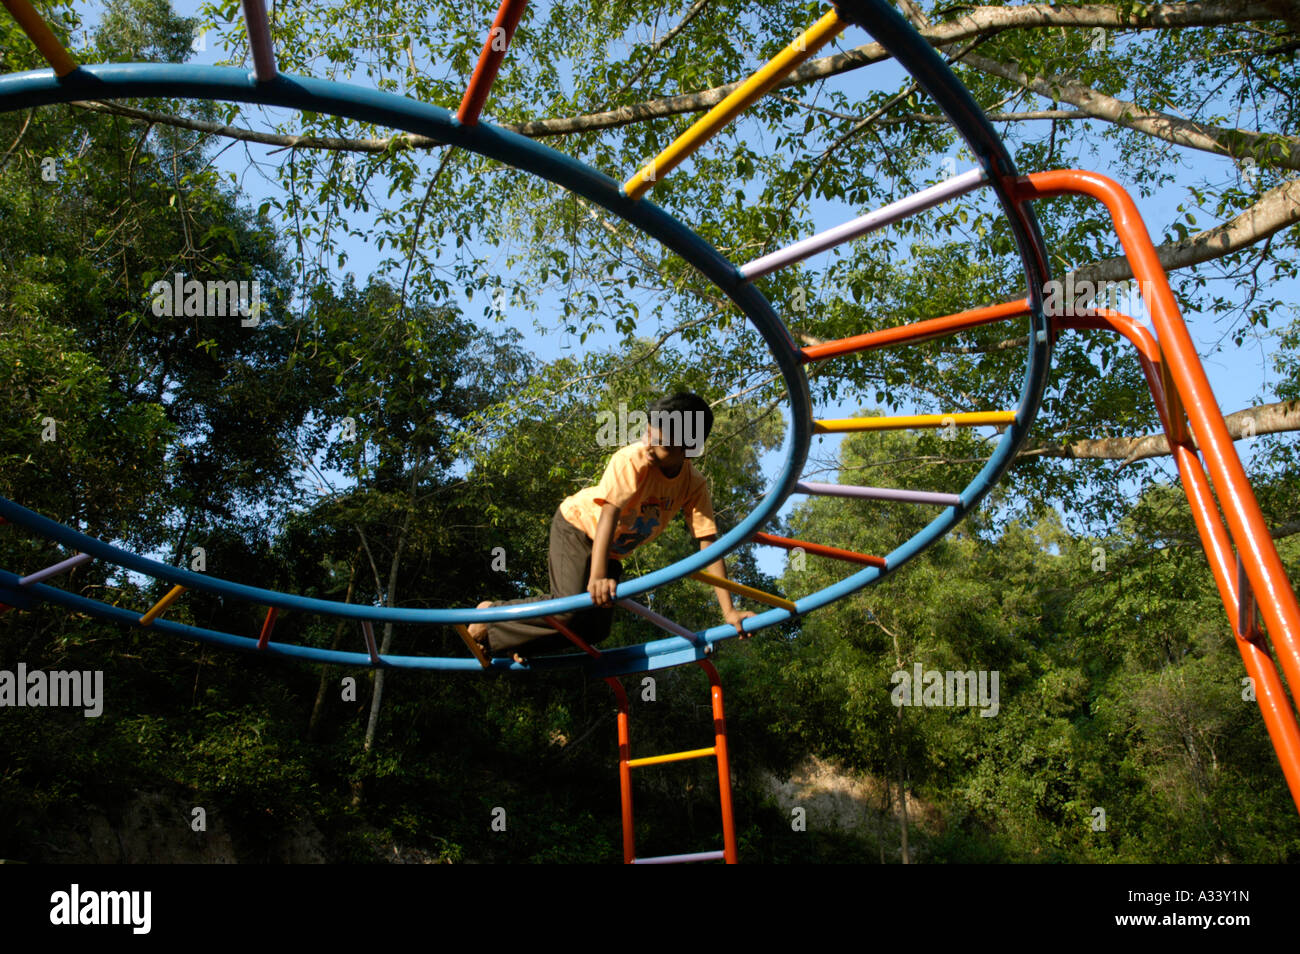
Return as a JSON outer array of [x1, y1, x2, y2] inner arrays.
[[457, 0, 529, 126], [256, 606, 278, 650], [752, 531, 886, 568], [801, 298, 1030, 362], [543, 615, 601, 657]]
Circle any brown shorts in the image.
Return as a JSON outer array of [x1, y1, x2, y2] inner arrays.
[[481, 507, 624, 656]]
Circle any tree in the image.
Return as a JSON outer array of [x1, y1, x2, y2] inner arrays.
[[53, 0, 1294, 536]]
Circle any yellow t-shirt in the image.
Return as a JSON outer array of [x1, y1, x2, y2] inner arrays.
[[561, 442, 718, 558]]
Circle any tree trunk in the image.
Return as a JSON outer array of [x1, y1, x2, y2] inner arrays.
[[897, 705, 910, 865], [891, 623, 910, 864], [308, 552, 360, 741], [353, 473, 419, 806]]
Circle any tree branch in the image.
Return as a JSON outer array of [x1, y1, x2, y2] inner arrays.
[[1020, 400, 1300, 464], [1073, 176, 1300, 286], [71, 3, 1285, 148], [959, 50, 1300, 171]]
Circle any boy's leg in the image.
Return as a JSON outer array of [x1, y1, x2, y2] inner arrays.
[[561, 550, 623, 649], [482, 508, 615, 656]]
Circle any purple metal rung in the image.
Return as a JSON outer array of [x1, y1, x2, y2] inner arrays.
[[739, 168, 987, 280], [19, 552, 92, 586], [361, 620, 381, 665], [633, 849, 726, 864], [795, 481, 961, 507], [617, 599, 705, 646], [239, 0, 278, 81]]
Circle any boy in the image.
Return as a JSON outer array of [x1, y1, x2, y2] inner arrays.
[[464, 392, 755, 664]]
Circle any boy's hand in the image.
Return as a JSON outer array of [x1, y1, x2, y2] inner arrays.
[[589, 576, 617, 608], [723, 607, 757, 638]]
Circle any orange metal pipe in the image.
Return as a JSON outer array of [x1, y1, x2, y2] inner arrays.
[[457, 0, 529, 126], [256, 606, 278, 650], [1023, 169, 1300, 711], [1056, 309, 1300, 811], [1170, 431, 1300, 812], [545, 614, 638, 860], [699, 660, 738, 864], [801, 297, 1030, 363], [752, 531, 886, 568], [2, 0, 78, 76], [605, 676, 636, 864]]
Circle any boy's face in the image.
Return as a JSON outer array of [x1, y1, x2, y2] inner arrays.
[[644, 426, 686, 473]]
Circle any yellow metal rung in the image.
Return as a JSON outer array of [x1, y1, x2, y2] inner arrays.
[[139, 584, 186, 626], [628, 746, 717, 769], [813, 411, 1016, 433], [454, 624, 491, 669], [690, 570, 797, 612], [3, 0, 80, 76], [623, 9, 847, 200]]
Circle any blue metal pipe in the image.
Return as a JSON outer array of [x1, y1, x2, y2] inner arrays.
[[0, 0, 1052, 674]]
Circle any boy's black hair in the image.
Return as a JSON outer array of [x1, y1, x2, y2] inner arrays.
[[647, 392, 713, 448]]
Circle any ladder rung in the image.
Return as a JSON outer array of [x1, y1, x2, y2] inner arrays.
[[361, 620, 381, 665], [751, 532, 887, 568], [256, 606, 278, 650], [801, 299, 1031, 362], [4, 0, 79, 76], [240, 0, 278, 81], [740, 169, 987, 279], [813, 411, 1015, 433], [633, 849, 726, 865], [690, 570, 796, 612], [623, 9, 846, 200], [19, 552, 92, 586], [795, 481, 961, 507], [139, 584, 186, 626], [457, 0, 528, 126], [617, 599, 705, 646], [628, 746, 716, 769], [454, 623, 492, 668]]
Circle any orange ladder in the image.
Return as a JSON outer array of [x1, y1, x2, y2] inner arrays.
[[545, 616, 738, 864]]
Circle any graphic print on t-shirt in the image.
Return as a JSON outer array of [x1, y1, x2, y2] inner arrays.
[[612, 497, 667, 556]]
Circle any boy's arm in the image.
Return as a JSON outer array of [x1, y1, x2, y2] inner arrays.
[[697, 533, 757, 637], [588, 501, 622, 607]]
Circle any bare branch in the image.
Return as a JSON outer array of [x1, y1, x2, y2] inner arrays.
[[0, 109, 32, 171]]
